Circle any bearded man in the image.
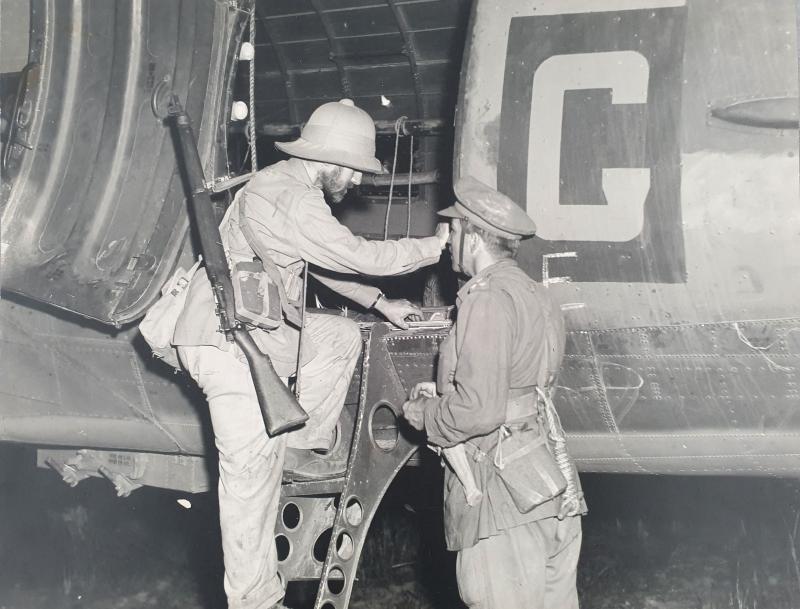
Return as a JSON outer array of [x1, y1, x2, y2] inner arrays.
[[173, 99, 448, 609]]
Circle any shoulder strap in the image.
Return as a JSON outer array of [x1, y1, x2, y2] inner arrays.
[[526, 282, 560, 389]]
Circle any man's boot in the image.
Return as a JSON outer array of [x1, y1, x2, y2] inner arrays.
[[283, 408, 353, 482], [282, 447, 347, 482]]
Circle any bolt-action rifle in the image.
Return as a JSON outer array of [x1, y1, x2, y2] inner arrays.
[[167, 95, 308, 436]]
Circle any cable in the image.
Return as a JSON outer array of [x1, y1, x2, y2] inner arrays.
[[383, 116, 406, 240]]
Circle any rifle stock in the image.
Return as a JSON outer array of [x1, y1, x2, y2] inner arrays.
[[233, 329, 307, 436], [168, 95, 308, 436]]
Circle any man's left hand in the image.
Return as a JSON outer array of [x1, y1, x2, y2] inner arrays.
[[402, 397, 427, 431], [375, 297, 423, 330]]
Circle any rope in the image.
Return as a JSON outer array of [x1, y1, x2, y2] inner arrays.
[[383, 116, 406, 240], [536, 386, 583, 519], [406, 134, 414, 238], [248, 6, 258, 173]]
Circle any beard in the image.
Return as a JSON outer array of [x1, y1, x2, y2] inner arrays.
[[320, 166, 349, 203]]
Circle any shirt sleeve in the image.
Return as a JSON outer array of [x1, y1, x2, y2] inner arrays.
[[310, 269, 382, 309], [292, 191, 441, 275], [423, 288, 514, 447]]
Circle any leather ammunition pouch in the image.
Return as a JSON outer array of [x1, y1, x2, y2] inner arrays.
[[465, 391, 567, 514], [232, 259, 283, 329], [491, 427, 567, 513]]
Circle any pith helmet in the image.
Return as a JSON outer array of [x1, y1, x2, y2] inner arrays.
[[439, 176, 537, 239], [275, 99, 382, 174]]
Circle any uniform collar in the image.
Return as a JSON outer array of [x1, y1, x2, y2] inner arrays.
[[281, 157, 318, 189], [457, 259, 518, 301]]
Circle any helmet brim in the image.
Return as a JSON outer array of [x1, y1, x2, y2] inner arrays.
[[275, 139, 383, 174], [437, 204, 466, 219]]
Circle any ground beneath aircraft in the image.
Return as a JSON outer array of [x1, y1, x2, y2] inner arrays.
[[2, 445, 799, 609]]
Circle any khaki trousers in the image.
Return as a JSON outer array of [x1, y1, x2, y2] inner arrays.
[[456, 516, 582, 609], [178, 313, 361, 609]]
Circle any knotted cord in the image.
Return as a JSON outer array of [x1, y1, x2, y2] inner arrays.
[[536, 386, 583, 519]]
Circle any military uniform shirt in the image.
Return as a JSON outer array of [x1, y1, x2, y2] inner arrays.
[[174, 158, 440, 375], [419, 259, 576, 550], [423, 259, 564, 446]]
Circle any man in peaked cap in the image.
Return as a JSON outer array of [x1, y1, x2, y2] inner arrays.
[[172, 99, 449, 609], [402, 176, 586, 609]]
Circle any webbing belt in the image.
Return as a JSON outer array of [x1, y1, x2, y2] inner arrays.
[[237, 194, 303, 328], [505, 388, 539, 422]]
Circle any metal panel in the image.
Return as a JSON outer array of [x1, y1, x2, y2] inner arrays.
[[0, 298, 209, 454], [258, 12, 327, 44], [327, 5, 398, 38], [249, 0, 470, 125], [1, 0, 245, 324], [456, 0, 800, 327]]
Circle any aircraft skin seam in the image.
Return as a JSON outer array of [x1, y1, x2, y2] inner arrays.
[[567, 432, 800, 437], [0, 412, 191, 422], [578, 455, 800, 459], [1, 340, 181, 386], [129, 350, 171, 443], [567, 318, 800, 334], [564, 354, 798, 359], [0, 392, 60, 406], [29, 338, 186, 450], [573, 466, 786, 474]]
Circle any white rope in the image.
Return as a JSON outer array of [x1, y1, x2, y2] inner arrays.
[[383, 116, 406, 240], [536, 386, 583, 519], [406, 134, 414, 238], [248, 6, 258, 173]]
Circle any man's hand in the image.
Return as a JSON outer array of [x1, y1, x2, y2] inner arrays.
[[434, 222, 451, 250], [374, 297, 423, 330], [410, 381, 437, 399], [402, 397, 427, 431]]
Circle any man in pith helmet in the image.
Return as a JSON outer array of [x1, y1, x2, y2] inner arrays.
[[402, 177, 585, 609], [173, 99, 449, 609]]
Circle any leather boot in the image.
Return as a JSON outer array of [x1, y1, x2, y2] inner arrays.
[[282, 447, 347, 482]]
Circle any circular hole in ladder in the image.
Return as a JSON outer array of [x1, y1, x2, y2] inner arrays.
[[369, 403, 399, 452], [327, 567, 345, 595], [336, 532, 354, 561], [275, 534, 291, 562], [281, 503, 302, 531], [344, 497, 363, 527], [321, 604, 336, 609], [313, 527, 333, 563], [282, 502, 301, 530]]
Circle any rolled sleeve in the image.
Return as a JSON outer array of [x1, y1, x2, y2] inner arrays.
[[424, 290, 514, 447]]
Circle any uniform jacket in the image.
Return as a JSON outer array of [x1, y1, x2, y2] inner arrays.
[[173, 158, 440, 376], [421, 259, 583, 550]]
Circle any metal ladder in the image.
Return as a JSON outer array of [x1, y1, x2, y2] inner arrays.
[[275, 321, 447, 609]]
